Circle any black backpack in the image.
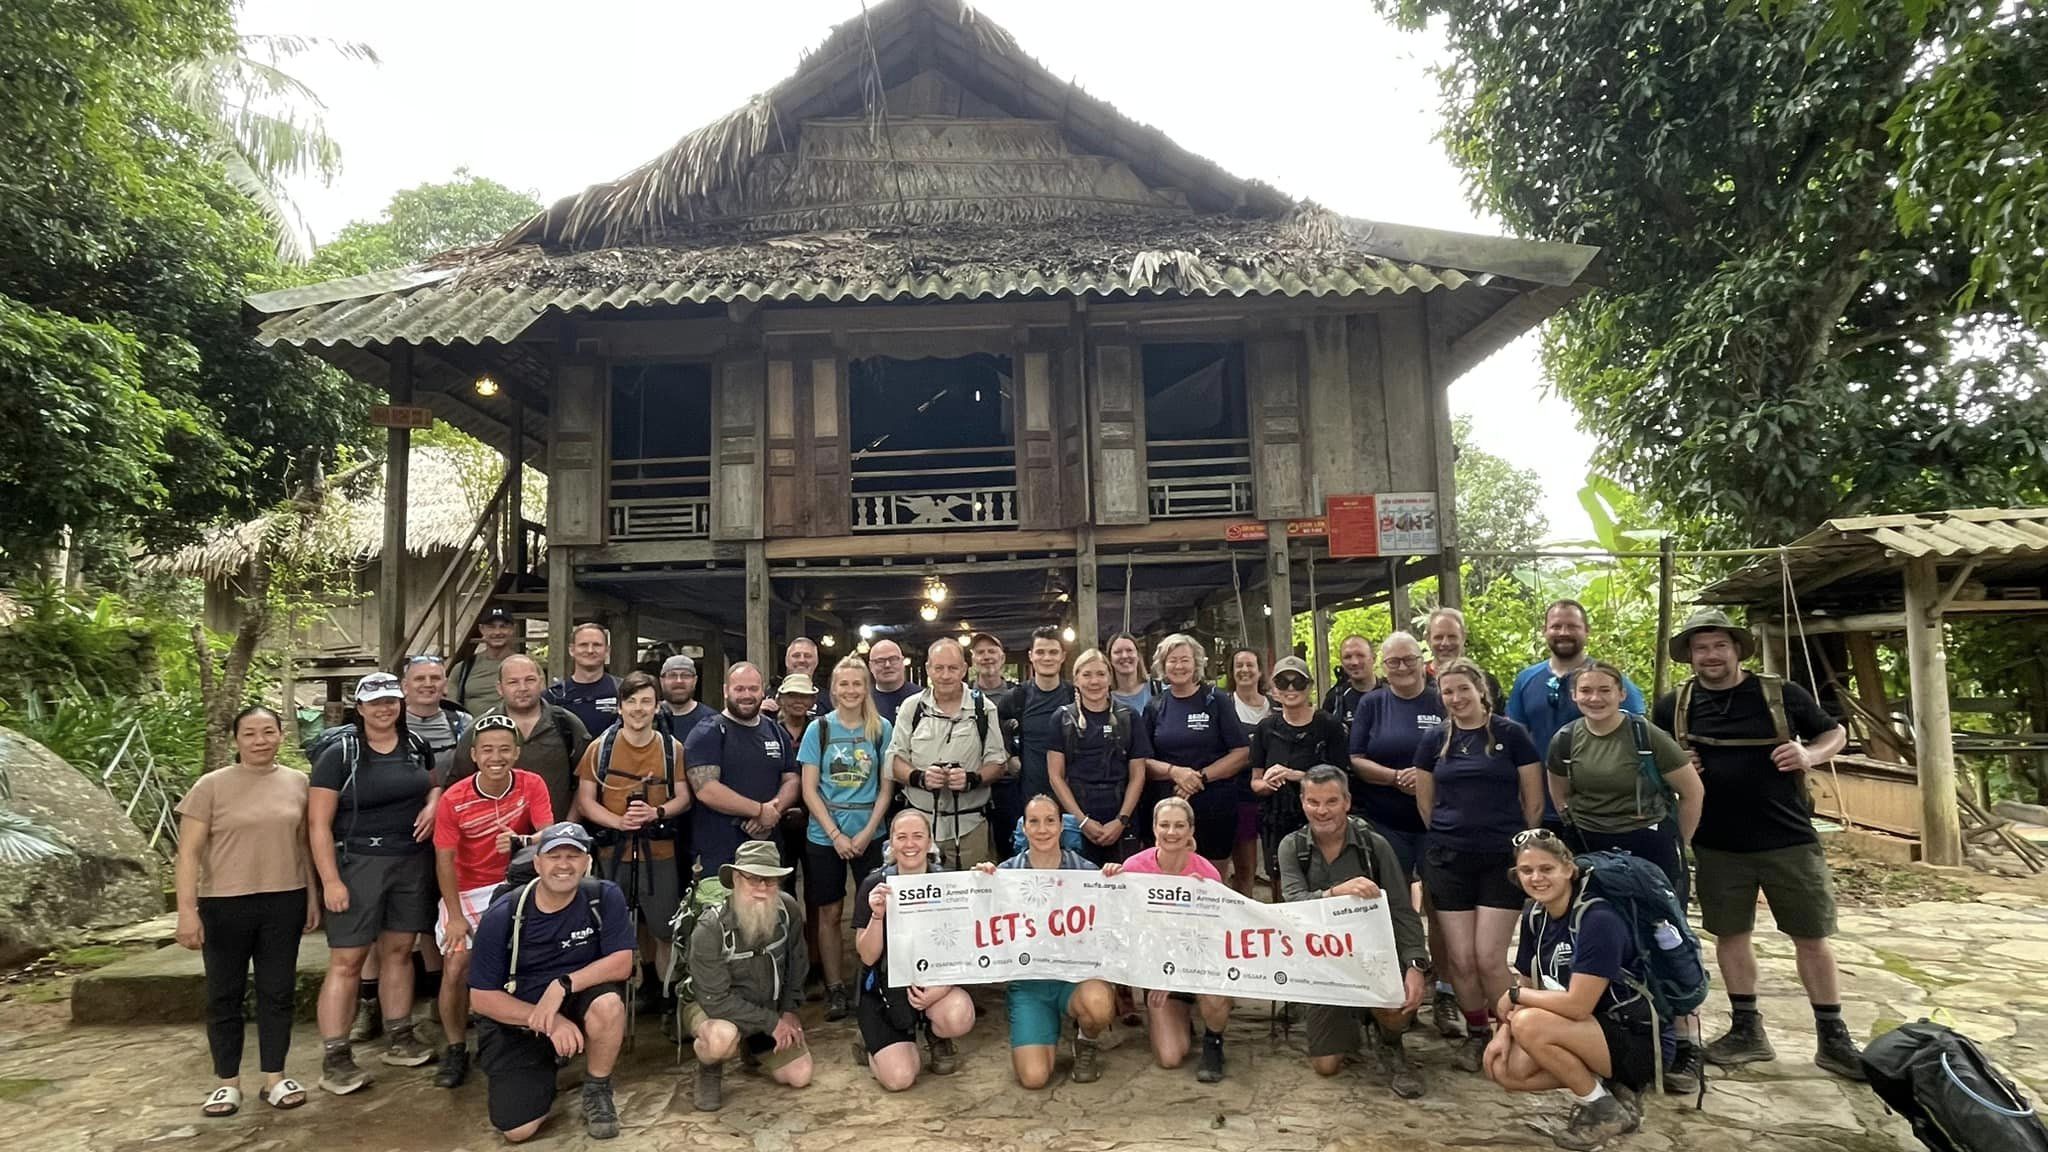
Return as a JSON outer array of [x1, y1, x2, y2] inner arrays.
[[1863, 1020, 2048, 1152], [1058, 701, 1134, 762]]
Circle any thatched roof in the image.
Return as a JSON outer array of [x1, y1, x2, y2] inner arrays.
[[142, 446, 545, 582]]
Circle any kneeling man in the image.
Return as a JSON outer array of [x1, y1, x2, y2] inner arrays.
[[854, 809, 976, 1089], [686, 840, 812, 1111], [465, 823, 631, 1142]]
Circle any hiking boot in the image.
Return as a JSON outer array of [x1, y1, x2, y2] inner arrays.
[[825, 984, 852, 1022], [926, 1035, 960, 1076], [693, 1061, 723, 1111], [1704, 1013, 1775, 1067], [349, 1000, 381, 1043], [1662, 1039, 1702, 1096], [380, 1026, 436, 1067], [1455, 1031, 1489, 1073], [319, 1046, 373, 1095], [1432, 990, 1464, 1039], [1377, 1033, 1426, 1099], [1196, 1031, 1225, 1083], [432, 1044, 468, 1089], [1071, 1034, 1104, 1084], [1555, 1091, 1638, 1150], [1814, 1020, 1867, 1081], [582, 1078, 620, 1139]]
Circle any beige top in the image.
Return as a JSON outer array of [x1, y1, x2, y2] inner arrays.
[[176, 765, 312, 898]]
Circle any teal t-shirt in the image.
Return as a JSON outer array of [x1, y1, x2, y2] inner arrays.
[[797, 714, 892, 844]]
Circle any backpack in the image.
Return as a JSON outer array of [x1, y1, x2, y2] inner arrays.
[[1862, 1019, 2048, 1152], [1293, 815, 1382, 887], [1058, 701, 1133, 763], [1535, 850, 1711, 1095], [594, 725, 676, 791], [492, 855, 607, 995], [663, 879, 792, 1048], [321, 725, 437, 852], [906, 691, 994, 752], [1560, 715, 1673, 822], [1007, 812, 1089, 856], [1672, 673, 1791, 747]]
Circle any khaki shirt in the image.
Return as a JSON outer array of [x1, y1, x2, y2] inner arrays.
[[885, 688, 1008, 842]]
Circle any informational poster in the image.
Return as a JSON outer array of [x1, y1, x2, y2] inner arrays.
[[1376, 492, 1441, 555], [886, 870, 1404, 1008], [1325, 495, 1381, 558]]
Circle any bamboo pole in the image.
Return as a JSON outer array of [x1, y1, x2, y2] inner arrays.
[[1075, 525, 1100, 653], [1903, 557, 1963, 866], [1654, 536, 1675, 702]]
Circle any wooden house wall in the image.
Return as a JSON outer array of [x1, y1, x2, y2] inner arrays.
[[202, 549, 462, 658]]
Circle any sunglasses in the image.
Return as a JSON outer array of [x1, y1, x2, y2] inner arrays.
[[474, 715, 521, 735], [1273, 675, 1311, 692], [1512, 827, 1565, 849], [405, 654, 446, 667]]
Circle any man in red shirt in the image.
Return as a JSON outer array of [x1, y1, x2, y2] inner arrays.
[[431, 715, 553, 1087]]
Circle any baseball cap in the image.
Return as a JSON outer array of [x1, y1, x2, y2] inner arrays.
[[967, 631, 1004, 650], [354, 672, 404, 702], [1271, 656, 1313, 686], [662, 654, 697, 675], [535, 821, 592, 854], [777, 673, 817, 697], [479, 605, 515, 625]]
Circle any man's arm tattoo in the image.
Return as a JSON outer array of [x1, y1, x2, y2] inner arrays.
[[686, 762, 723, 789]]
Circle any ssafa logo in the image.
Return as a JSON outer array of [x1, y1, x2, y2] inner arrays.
[[762, 740, 783, 757], [893, 883, 946, 908], [1187, 711, 1212, 732]]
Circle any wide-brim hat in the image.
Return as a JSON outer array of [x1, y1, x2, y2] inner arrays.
[[719, 839, 793, 887], [1668, 607, 1756, 663], [777, 673, 817, 697]]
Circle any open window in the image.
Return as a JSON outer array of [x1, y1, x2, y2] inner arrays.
[[609, 364, 712, 540], [1142, 342, 1251, 518], [847, 353, 1018, 530]]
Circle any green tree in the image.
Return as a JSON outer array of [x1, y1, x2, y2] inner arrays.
[[1390, 0, 2048, 547], [293, 169, 543, 284], [1450, 416, 1548, 588]]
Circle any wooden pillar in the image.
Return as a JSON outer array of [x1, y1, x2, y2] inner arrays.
[[1265, 522, 1292, 669], [1844, 630, 1901, 762], [1312, 607, 1331, 696], [1076, 526, 1100, 653], [1654, 536, 1676, 703], [1756, 621, 1784, 677], [546, 545, 573, 682], [1388, 572, 1412, 634], [609, 607, 639, 676], [378, 345, 414, 668], [745, 540, 771, 669], [1903, 558, 1962, 866], [506, 397, 526, 576]]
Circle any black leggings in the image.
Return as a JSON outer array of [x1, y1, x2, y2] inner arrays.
[[199, 889, 306, 1079], [1566, 823, 1690, 908]]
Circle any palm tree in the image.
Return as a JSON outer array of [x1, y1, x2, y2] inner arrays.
[[169, 34, 378, 263], [0, 762, 70, 864]]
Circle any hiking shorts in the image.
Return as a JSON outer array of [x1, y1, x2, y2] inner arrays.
[[1422, 842, 1521, 912], [1378, 827, 1427, 883], [1306, 1003, 1381, 1059], [801, 839, 884, 908], [435, 885, 496, 951], [681, 1002, 810, 1072], [1006, 979, 1075, 1048], [1694, 842, 1836, 940], [857, 981, 921, 1054], [326, 850, 435, 949], [477, 982, 625, 1132], [1596, 1009, 1658, 1092]]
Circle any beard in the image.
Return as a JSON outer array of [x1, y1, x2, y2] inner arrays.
[[664, 689, 695, 708], [1547, 634, 1583, 661], [732, 891, 780, 947], [728, 697, 762, 721]]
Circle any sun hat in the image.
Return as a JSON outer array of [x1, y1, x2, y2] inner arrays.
[[719, 839, 793, 887], [354, 672, 403, 703], [1668, 607, 1757, 663]]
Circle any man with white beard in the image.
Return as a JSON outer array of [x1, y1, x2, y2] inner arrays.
[[684, 841, 811, 1112]]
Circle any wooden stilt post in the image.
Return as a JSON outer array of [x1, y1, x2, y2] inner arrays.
[[546, 545, 573, 681], [1903, 559, 1962, 866], [1265, 522, 1292, 669], [609, 607, 639, 676], [1076, 526, 1100, 653], [745, 541, 771, 670], [506, 397, 526, 577], [1654, 535, 1676, 703], [379, 345, 414, 669], [1388, 574, 1412, 634], [1844, 630, 1901, 762]]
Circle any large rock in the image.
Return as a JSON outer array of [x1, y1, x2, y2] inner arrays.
[[0, 728, 162, 966]]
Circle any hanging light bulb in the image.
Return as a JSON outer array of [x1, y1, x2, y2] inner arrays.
[[1263, 604, 1274, 617], [820, 634, 837, 648], [1061, 626, 1076, 643], [919, 602, 939, 622], [473, 375, 500, 398], [858, 624, 875, 641], [926, 579, 949, 604]]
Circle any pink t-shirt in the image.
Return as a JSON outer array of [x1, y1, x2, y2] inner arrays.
[[1122, 847, 1222, 882]]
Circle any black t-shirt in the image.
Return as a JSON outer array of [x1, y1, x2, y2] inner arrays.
[[872, 683, 920, 726], [1653, 675, 1836, 852], [1057, 703, 1153, 823], [657, 700, 714, 745], [1012, 681, 1075, 798], [310, 737, 432, 855], [1321, 681, 1374, 730], [683, 714, 797, 873], [1248, 711, 1349, 813], [545, 674, 621, 737]]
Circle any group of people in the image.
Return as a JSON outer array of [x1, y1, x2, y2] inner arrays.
[[171, 596, 1861, 1148]]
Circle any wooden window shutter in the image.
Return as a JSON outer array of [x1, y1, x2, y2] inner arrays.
[[764, 358, 800, 535], [711, 353, 765, 540], [547, 360, 606, 546], [1090, 342, 1149, 525], [1248, 333, 1308, 519], [807, 356, 850, 536], [1014, 350, 1059, 530]]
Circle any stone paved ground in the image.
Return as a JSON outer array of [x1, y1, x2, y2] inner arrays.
[[2, 878, 2044, 1152]]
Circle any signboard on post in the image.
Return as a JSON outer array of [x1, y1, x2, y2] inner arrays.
[[1223, 518, 1327, 543], [1376, 492, 1441, 555], [1325, 495, 1380, 557], [369, 404, 435, 430]]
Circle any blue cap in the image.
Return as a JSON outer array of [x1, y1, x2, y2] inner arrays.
[[535, 822, 592, 855]]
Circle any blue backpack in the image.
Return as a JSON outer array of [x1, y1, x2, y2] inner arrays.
[[1564, 850, 1711, 1024], [1009, 812, 1088, 855]]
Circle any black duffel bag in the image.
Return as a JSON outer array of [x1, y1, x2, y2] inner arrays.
[[1863, 1019, 2048, 1152]]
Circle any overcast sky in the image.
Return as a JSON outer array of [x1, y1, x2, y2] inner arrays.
[[242, 0, 1596, 540]]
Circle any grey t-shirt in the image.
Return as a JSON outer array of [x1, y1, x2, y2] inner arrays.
[[407, 707, 460, 781]]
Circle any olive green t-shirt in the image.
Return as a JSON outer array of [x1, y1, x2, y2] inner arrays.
[[1544, 718, 1689, 834]]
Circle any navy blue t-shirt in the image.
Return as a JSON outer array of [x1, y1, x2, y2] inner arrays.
[[1412, 717, 1541, 852], [545, 674, 621, 738], [1013, 681, 1075, 799], [1145, 687, 1250, 815], [682, 713, 797, 873], [1515, 897, 1646, 1020], [1346, 685, 1445, 833], [1057, 703, 1154, 823], [871, 682, 920, 726], [468, 878, 633, 1002]]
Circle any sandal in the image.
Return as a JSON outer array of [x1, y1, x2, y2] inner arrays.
[[264, 1078, 307, 1110], [202, 1085, 242, 1117]]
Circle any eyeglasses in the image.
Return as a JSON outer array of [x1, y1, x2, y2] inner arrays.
[[1383, 656, 1421, 670], [1512, 827, 1565, 849], [1273, 675, 1311, 692]]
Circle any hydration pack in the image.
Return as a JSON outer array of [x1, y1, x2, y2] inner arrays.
[[1863, 1020, 2048, 1152]]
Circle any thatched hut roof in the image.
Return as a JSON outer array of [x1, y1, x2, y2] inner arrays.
[[142, 446, 545, 583]]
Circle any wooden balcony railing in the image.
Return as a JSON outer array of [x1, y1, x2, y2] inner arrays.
[[609, 454, 711, 541], [850, 445, 1019, 531], [1147, 437, 1253, 519]]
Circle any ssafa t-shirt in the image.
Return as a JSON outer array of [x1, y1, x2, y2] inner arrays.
[[1145, 688, 1251, 814], [433, 769, 553, 891], [574, 732, 685, 861], [1516, 897, 1646, 1020], [546, 673, 621, 737], [871, 682, 921, 726], [468, 879, 632, 1003], [310, 737, 433, 855], [1653, 675, 1836, 853], [1346, 686, 1445, 833], [176, 765, 310, 897], [797, 714, 893, 844], [683, 713, 796, 872], [1121, 847, 1223, 882], [1411, 718, 1541, 852]]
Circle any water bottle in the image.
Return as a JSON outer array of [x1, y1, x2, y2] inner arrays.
[[1652, 920, 1683, 950]]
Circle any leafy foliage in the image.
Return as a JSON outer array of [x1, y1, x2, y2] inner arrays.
[[1449, 416, 1549, 588], [290, 168, 543, 285], [1391, 0, 2048, 546]]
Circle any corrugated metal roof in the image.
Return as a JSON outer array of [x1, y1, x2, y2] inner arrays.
[[1702, 508, 2048, 604], [253, 259, 1483, 349]]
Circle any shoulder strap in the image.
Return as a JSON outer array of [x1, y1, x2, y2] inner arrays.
[[552, 706, 589, 765], [596, 726, 618, 784], [906, 698, 926, 733], [503, 878, 540, 992], [1345, 817, 1377, 883], [972, 691, 992, 747], [1674, 680, 1694, 744], [1758, 673, 1791, 742], [579, 876, 605, 931], [1109, 703, 1131, 756], [1058, 704, 1082, 762]]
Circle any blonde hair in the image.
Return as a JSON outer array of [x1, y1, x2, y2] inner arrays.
[[1437, 657, 1494, 712], [1152, 795, 1196, 831], [829, 654, 884, 747], [1071, 647, 1109, 679], [1151, 633, 1207, 682]]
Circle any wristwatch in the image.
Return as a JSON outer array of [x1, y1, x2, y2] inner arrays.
[[1118, 811, 1133, 823], [1509, 983, 1522, 1006], [555, 975, 574, 997], [1405, 958, 1429, 974]]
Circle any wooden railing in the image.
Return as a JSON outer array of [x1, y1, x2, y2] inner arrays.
[[1147, 437, 1253, 519], [850, 445, 1019, 531], [397, 469, 518, 661], [609, 453, 711, 541]]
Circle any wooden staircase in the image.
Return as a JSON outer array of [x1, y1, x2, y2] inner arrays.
[[402, 467, 548, 668]]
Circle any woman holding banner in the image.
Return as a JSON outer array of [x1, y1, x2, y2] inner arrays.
[[1048, 649, 1150, 867], [977, 795, 1117, 1088], [1102, 796, 1233, 1082]]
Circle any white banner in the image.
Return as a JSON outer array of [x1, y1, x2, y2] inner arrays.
[[885, 871, 1404, 1007]]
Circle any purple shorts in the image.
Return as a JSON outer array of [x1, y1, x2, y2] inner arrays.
[[1236, 800, 1260, 845]]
